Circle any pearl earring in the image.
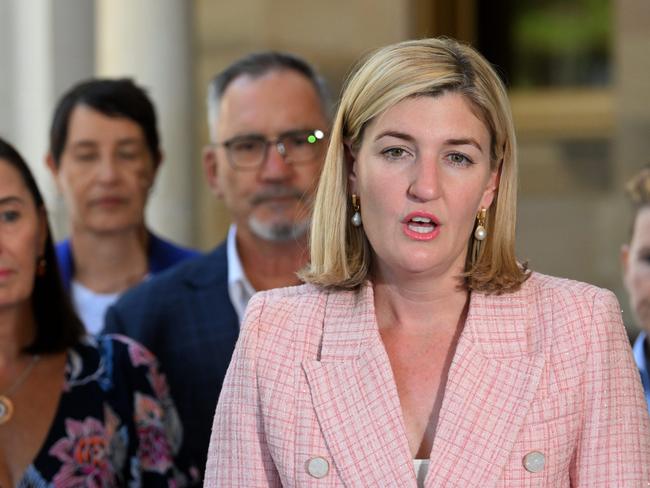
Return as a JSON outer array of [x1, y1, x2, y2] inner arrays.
[[351, 194, 362, 227], [474, 208, 487, 241]]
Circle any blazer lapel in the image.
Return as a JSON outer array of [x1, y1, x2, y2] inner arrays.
[[426, 288, 545, 487], [302, 284, 417, 487]]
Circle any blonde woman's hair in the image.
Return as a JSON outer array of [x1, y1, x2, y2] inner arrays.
[[301, 37, 528, 293]]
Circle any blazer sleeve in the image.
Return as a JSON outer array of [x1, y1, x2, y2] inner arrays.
[[204, 293, 281, 488], [570, 289, 650, 485]]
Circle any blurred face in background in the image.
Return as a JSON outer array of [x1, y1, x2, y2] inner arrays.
[[0, 159, 46, 311], [204, 70, 328, 243], [47, 104, 158, 236], [622, 206, 650, 334]]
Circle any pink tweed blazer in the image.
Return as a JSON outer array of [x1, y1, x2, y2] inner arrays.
[[205, 273, 650, 487]]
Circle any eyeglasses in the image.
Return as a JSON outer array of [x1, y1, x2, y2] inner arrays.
[[218, 129, 326, 170]]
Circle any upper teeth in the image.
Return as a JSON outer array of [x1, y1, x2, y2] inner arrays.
[[411, 216, 432, 223]]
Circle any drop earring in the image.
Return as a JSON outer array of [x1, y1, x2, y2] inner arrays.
[[36, 256, 47, 277], [351, 194, 362, 227], [474, 208, 487, 241]]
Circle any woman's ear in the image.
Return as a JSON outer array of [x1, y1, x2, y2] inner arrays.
[[480, 165, 501, 210], [153, 149, 164, 174], [45, 153, 63, 193], [345, 142, 358, 194]]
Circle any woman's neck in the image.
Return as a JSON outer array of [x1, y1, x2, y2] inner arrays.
[[372, 266, 469, 334], [0, 304, 36, 375], [69, 225, 149, 294]]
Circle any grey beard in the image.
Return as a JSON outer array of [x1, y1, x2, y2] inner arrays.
[[248, 216, 311, 242]]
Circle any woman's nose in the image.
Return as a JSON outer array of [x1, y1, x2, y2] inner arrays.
[[407, 159, 441, 202], [96, 157, 120, 183]]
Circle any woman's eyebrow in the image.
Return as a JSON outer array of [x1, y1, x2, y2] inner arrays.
[[0, 195, 24, 206], [374, 132, 485, 154], [444, 138, 484, 152], [374, 130, 416, 143]]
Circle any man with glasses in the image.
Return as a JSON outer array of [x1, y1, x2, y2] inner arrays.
[[102, 51, 331, 483]]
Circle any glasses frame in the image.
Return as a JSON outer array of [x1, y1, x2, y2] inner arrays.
[[216, 129, 327, 170]]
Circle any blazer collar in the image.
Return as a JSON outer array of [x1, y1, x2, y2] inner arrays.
[[426, 286, 545, 486], [303, 281, 545, 487]]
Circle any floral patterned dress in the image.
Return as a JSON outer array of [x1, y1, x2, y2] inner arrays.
[[18, 334, 199, 487]]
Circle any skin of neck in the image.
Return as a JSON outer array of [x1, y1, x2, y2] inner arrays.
[[372, 258, 470, 334], [0, 302, 36, 381], [235, 225, 309, 291], [70, 224, 149, 293]]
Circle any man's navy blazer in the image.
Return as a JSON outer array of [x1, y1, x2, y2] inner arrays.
[[102, 242, 239, 478]]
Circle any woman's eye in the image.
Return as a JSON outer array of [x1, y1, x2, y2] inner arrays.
[[75, 153, 97, 162], [447, 152, 473, 166], [0, 210, 20, 223], [382, 147, 409, 159], [117, 151, 139, 161]]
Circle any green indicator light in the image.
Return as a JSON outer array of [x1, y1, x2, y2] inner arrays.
[[307, 135, 317, 143]]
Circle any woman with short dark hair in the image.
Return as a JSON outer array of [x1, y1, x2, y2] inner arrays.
[[47, 78, 198, 333]]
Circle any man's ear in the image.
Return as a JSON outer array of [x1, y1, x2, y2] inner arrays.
[[345, 143, 358, 194], [202, 145, 223, 199], [45, 153, 57, 174]]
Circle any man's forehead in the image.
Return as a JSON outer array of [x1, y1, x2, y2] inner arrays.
[[222, 69, 312, 99], [217, 70, 326, 137]]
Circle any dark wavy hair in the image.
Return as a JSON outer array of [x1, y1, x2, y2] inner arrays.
[[0, 137, 85, 352]]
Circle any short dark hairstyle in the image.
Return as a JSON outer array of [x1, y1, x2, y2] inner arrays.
[[206, 51, 332, 140], [49, 78, 161, 165], [0, 137, 85, 353]]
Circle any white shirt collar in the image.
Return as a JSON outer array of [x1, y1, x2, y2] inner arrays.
[[226, 224, 256, 323]]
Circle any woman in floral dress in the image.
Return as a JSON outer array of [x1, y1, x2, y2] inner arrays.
[[0, 137, 197, 487]]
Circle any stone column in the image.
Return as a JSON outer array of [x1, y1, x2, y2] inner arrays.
[[96, 0, 196, 247], [0, 0, 94, 239], [614, 0, 650, 182]]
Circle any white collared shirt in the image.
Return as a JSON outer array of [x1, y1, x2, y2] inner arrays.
[[227, 224, 256, 323]]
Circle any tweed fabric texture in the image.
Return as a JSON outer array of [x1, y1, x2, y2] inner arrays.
[[205, 273, 650, 487]]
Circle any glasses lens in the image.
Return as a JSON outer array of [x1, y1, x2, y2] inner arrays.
[[281, 130, 325, 164], [226, 136, 266, 168]]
